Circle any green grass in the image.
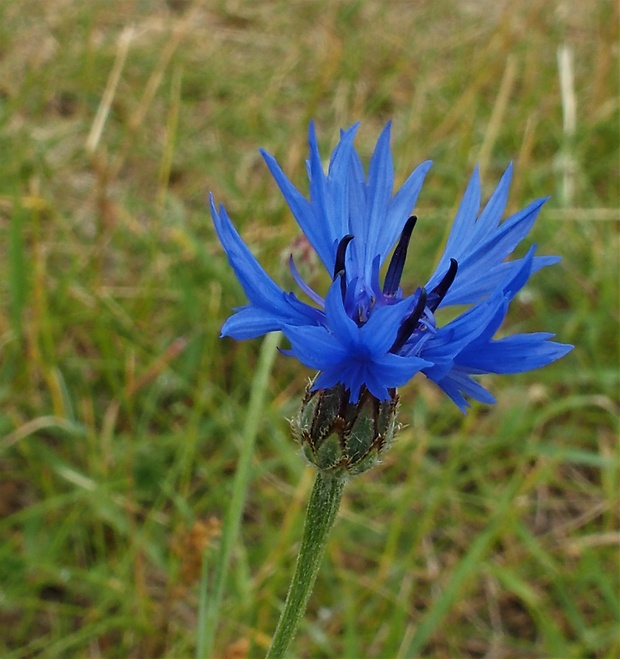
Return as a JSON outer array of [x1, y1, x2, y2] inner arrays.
[[1, 0, 618, 657]]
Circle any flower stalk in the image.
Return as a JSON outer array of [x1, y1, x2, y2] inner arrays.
[[266, 470, 347, 659]]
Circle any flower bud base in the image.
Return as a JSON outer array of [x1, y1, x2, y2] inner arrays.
[[291, 380, 400, 476]]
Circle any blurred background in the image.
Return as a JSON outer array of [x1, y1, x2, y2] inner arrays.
[[0, 0, 618, 657]]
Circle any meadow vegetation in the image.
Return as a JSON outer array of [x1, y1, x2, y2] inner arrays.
[[0, 0, 618, 657]]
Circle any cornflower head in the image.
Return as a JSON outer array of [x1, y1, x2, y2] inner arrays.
[[213, 123, 574, 475], [211, 121, 571, 412]]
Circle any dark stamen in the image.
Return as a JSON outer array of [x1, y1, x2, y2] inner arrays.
[[383, 216, 418, 296], [427, 258, 458, 312], [390, 288, 428, 353], [333, 234, 354, 280], [333, 235, 354, 301]]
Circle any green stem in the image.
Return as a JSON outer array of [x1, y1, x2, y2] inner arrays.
[[266, 470, 347, 659]]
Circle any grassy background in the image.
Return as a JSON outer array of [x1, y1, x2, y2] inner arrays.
[[1, 0, 618, 657]]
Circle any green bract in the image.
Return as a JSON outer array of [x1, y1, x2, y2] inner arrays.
[[291, 379, 400, 476]]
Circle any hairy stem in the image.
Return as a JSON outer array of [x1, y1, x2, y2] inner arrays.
[[266, 470, 347, 658]]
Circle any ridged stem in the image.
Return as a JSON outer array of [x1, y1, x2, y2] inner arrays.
[[266, 470, 347, 659]]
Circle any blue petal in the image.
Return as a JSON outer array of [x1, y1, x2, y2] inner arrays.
[[442, 254, 559, 306], [210, 196, 286, 310], [458, 334, 574, 374], [427, 166, 551, 307], [259, 148, 334, 271], [324, 278, 360, 347], [327, 123, 360, 241], [462, 247, 536, 347], [439, 166, 482, 259], [210, 195, 321, 331], [345, 147, 368, 271], [362, 122, 395, 278], [222, 306, 287, 339], [361, 297, 416, 354], [307, 122, 337, 255], [284, 324, 350, 369], [387, 159, 433, 246], [371, 352, 432, 387], [467, 164, 512, 243], [441, 196, 547, 305], [431, 368, 497, 413], [420, 292, 509, 381]]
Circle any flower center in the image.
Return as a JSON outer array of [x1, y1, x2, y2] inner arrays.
[[332, 218, 459, 353]]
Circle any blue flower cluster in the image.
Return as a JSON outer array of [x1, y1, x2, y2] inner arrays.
[[211, 122, 572, 411]]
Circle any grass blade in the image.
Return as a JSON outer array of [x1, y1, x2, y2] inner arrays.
[[196, 331, 281, 658]]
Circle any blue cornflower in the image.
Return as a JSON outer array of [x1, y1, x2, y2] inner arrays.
[[211, 122, 572, 411]]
